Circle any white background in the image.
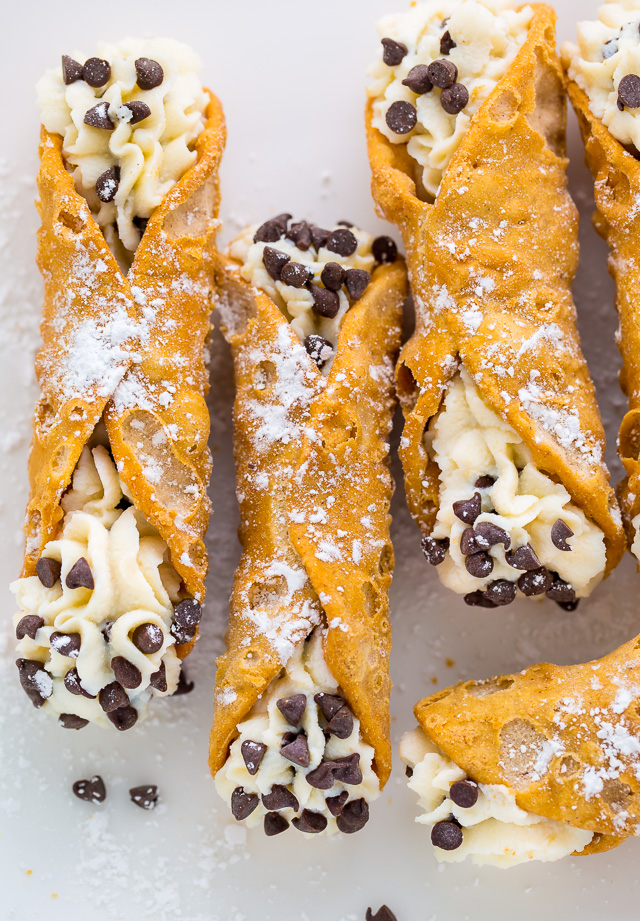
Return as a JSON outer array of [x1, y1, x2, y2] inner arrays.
[[1, 1, 639, 919]]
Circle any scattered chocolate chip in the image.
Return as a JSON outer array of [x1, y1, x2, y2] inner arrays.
[[321, 261, 346, 291], [460, 528, 484, 556], [518, 568, 553, 597], [402, 64, 433, 95], [372, 235, 398, 264], [107, 705, 138, 731], [465, 552, 493, 579], [326, 706, 354, 739], [111, 656, 142, 690], [281, 261, 313, 288], [241, 740, 267, 775], [309, 284, 340, 319], [484, 580, 517, 607], [421, 535, 449, 566], [64, 667, 96, 698], [326, 228, 358, 257], [84, 102, 114, 130], [326, 791, 349, 816], [132, 622, 164, 654], [254, 213, 291, 244], [464, 591, 497, 609], [174, 670, 194, 695], [98, 680, 129, 713], [441, 83, 469, 115], [36, 556, 61, 588], [431, 819, 463, 850], [310, 224, 330, 250], [129, 784, 159, 810], [262, 246, 290, 281], [381, 37, 408, 67], [262, 784, 299, 812], [231, 786, 260, 821], [264, 812, 289, 836], [135, 57, 164, 90], [304, 334, 333, 370], [453, 492, 481, 525], [292, 809, 328, 834], [505, 544, 541, 571], [385, 100, 417, 135], [120, 101, 151, 124], [546, 576, 577, 606], [50, 631, 81, 658], [62, 55, 83, 85], [83, 57, 111, 87], [337, 798, 369, 833], [59, 713, 89, 730], [405, 765, 413, 779], [149, 661, 168, 692], [286, 221, 312, 251], [280, 733, 310, 767], [345, 268, 370, 300], [16, 658, 52, 707], [449, 779, 478, 808], [603, 39, 619, 60], [440, 30, 457, 55], [73, 775, 106, 803], [95, 166, 120, 203], [66, 557, 94, 590], [366, 907, 398, 921], [475, 475, 495, 489], [16, 615, 44, 640], [428, 59, 458, 89], [618, 74, 640, 110], [551, 519, 574, 552], [277, 693, 307, 725], [314, 692, 345, 720]]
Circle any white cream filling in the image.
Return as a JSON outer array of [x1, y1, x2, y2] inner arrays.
[[400, 728, 594, 867], [564, 2, 640, 150], [428, 369, 606, 597], [215, 629, 380, 835], [11, 444, 182, 727], [367, 0, 532, 198], [37, 37, 208, 261]]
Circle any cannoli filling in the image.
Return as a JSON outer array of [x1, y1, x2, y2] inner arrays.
[[229, 215, 398, 374], [400, 727, 594, 867], [37, 37, 208, 267], [367, 0, 533, 199], [11, 435, 201, 730], [422, 369, 607, 607], [215, 629, 380, 836]]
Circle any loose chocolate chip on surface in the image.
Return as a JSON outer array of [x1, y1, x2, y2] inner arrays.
[[440, 30, 457, 55], [59, 713, 89, 730], [174, 669, 194, 695], [441, 82, 469, 115], [475, 475, 496, 489], [84, 102, 114, 130], [149, 661, 168, 692], [83, 57, 111, 87], [231, 786, 260, 820], [326, 706, 354, 739], [129, 784, 159, 810], [280, 733, 310, 767], [280, 261, 313, 288], [546, 576, 577, 606], [475, 521, 510, 550], [505, 544, 541, 571], [98, 681, 129, 713], [551, 519, 574, 552], [107, 705, 138, 731], [310, 224, 330, 250], [111, 656, 142, 690], [277, 693, 307, 725], [427, 59, 458, 89], [16, 658, 52, 707], [292, 809, 328, 834], [381, 37, 408, 67], [326, 790, 349, 816], [62, 55, 84, 85], [135, 57, 164, 90], [241, 740, 267, 775], [314, 692, 345, 720], [286, 220, 312, 251], [372, 235, 398, 264], [464, 591, 497, 609], [309, 284, 340, 319], [421, 535, 449, 566], [402, 64, 433, 95], [321, 262, 346, 291], [64, 667, 96, 698], [326, 228, 358, 257], [385, 99, 417, 135], [518, 568, 553, 597], [366, 907, 398, 921], [132, 622, 164, 654], [262, 784, 299, 812], [345, 268, 370, 300], [337, 798, 369, 833], [254, 213, 291, 243], [304, 334, 333, 370], [50, 631, 82, 658], [262, 246, 290, 280], [95, 166, 120, 203], [431, 819, 463, 850], [73, 775, 106, 803], [465, 551, 493, 579], [618, 74, 640, 110], [16, 615, 44, 640], [121, 100, 151, 124], [66, 557, 94, 590], [264, 812, 289, 836], [484, 580, 517, 607], [36, 556, 61, 588], [449, 779, 479, 808]]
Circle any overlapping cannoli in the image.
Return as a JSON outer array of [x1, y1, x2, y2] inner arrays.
[[11, 38, 225, 730], [366, 1, 625, 609], [564, 1, 640, 563], [209, 215, 407, 835]]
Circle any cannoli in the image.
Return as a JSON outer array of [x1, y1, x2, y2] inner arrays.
[[10, 38, 225, 730], [366, 1, 625, 609], [209, 215, 407, 835], [564, 1, 640, 562]]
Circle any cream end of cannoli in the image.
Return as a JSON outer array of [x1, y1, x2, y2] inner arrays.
[[227, 216, 399, 374], [215, 629, 380, 837], [400, 727, 594, 867], [367, 0, 533, 199], [421, 369, 607, 608], [11, 440, 202, 730], [37, 37, 208, 262]]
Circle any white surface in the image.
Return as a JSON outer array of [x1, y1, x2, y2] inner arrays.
[[1, 1, 638, 919]]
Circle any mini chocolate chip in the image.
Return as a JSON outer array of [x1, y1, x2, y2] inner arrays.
[[286, 220, 312, 251], [73, 775, 106, 803], [149, 661, 168, 692], [135, 57, 164, 90], [402, 64, 433, 95], [292, 809, 328, 834], [366, 907, 398, 921], [116, 496, 133, 510], [326, 791, 349, 816], [336, 798, 369, 834], [120, 101, 151, 124], [431, 819, 463, 850], [36, 556, 61, 588], [102, 621, 113, 641], [332, 753, 362, 785], [603, 39, 619, 60], [277, 693, 307, 725], [618, 74, 640, 110], [310, 224, 330, 250], [441, 83, 470, 115], [262, 784, 299, 812], [505, 544, 541, 571], [306, 761, 339, 790], [280, 733, 310, 767], [557, 599, 580, 612], [326, 706, 354, 739], [309, 284, 340, 319], [264, 812, 289, 836], [263, 245, 291, 280], [428, 59, 458, 89], [231, 786, 259, 820], [98, 680, 129, 713], [95, 166, 120, 203], [551, 519, 574, 552], [464, 591, 497, 609], [304, 334, 333, 370], [405, 765, 414, 779], [484, 580, 517, 607], [129, 784, 159, 810], [62, 55, 83, 85], [50, 631, 81, 658], [132, 622, 164, 654], [421, 535, 449, 566], [281, 261, 313, 288], [83, 57, 111, 87], [475, 521, 511, 550], [59, 713, 89, 730], [326, 228, 358, 257], [440, 30, 457, 55], [465, 551, 493, 579], [175, 599, 202, 628], [321, 261, 346, 291], [345, 268, 370, 300], [16, 658, 52, 707], [64, 667, 96, 699], [460, 528, 485, 556], [241, 740, 267, 775], [449, 779, 478, 808], [254, 213, 291, 243], [111, 656, 142, 690], [475, 475, 496, 489], [16, 615, 44, 641], [385, 100, 417, 135], [372, 236, 398, 264], [66, 557, 94, 590], [518, 568, 553, 597], [314, 692, 345, 720], [546, 576, 577, 606], [337, 220, 354, 227], [174, 670, 194, 695], [84, 102, 114, 130], [381, 37, 408, 67], [107, 705, 138, 731], [453, 492, 481, 525]]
